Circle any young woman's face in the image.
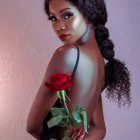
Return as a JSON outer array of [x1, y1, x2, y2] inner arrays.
[[48, 0, 88, 45]]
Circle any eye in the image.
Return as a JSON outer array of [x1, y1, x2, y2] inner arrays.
[[48, 12, 74, 22], [48, 16, 56, 21], [63, 12, 74, 19]]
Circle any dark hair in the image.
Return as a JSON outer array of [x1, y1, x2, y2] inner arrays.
[[44, 0, 131, 107]]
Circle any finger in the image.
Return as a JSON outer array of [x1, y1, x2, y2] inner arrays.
[[78, 133, 85, 140], [71, 131, 81, 140], [77, 134, 85, 140], [70, 128, 75, 135], [71, 129, 81, 140], [77, 130, 85, 140]]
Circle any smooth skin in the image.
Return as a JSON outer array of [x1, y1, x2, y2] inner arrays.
[[26, 0, 106, 139]]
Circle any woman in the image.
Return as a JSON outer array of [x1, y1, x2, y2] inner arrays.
[[26, 0, 131, 139]]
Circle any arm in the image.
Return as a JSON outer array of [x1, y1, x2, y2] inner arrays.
[[26, 58, 58, 139], [26, 45, 78, 139], [85, 95, 106, 140], [26, 81, 58, 139]]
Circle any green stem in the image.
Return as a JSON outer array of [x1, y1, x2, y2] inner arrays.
[[61, 90, 70, 115]]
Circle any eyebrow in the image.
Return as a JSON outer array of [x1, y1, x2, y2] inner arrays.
[[50, 8, 71, 15]]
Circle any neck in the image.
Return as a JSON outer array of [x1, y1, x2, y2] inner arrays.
[[74, 25, 97, 48]]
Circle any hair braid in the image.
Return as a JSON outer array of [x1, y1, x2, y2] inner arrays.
[[94, 25, 115, 61], [94, 24, 131, 106]]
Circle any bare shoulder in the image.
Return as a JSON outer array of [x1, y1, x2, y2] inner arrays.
[[54, 44, 76, 58], [42, 44, 78, 83]]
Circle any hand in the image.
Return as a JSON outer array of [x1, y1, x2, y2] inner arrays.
[[70, 128, 85, 140]]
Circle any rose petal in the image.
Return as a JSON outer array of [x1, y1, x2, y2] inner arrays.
[[45, 73, 72, 91], [60, 76, 67, 83]]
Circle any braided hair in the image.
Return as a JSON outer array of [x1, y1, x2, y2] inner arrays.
[[44, 0, 131, 107]]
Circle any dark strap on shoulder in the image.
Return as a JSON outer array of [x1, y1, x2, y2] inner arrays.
[[71, 44, 80, 79]]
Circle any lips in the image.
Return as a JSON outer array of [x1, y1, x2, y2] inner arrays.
[[59, 34, 70, 41]]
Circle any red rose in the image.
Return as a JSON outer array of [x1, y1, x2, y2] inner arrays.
[[45, 73, 72, 92]]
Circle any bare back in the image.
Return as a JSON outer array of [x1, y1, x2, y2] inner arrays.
[[58, 44, 106, 138]]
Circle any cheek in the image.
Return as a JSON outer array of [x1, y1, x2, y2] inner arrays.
[[71, 16, 87, 36]]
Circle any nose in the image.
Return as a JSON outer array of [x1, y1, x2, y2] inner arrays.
[[54, 20, 66, 32]]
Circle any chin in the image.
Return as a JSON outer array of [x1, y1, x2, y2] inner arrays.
[[62, 37, 79, 45], [62, 40, 74, 45], [63, 42, 72, 46]]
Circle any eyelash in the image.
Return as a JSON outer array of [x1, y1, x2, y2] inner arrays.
[[48, 12, 74, 21]]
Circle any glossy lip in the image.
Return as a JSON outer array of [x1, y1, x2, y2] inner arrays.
[[59, 34, 70, 41]]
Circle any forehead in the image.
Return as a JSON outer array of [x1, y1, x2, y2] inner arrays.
[[49, 0, 76, 15]]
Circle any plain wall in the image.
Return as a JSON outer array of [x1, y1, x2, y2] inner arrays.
[[0, 0, 139, 139]]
